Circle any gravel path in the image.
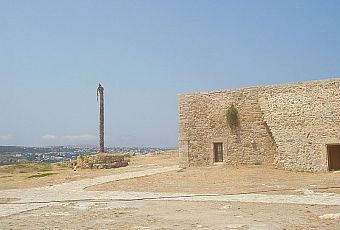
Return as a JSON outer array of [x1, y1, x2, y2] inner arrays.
[[1, 165, 339, 218]]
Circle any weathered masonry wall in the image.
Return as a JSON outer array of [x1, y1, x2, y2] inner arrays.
[[178, 78, 340, 172], [258, 79, 340, 171], [178, 88, 277, 168]]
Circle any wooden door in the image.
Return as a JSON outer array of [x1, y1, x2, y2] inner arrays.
[[328, 145, 340, 171]]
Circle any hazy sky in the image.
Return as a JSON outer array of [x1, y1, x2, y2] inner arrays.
[[1, 0, 340, 147]]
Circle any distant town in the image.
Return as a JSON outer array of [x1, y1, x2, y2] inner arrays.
[[0, 146, 175, 165]]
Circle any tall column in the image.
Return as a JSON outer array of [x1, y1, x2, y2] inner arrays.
[[97, 84, 104, 152]]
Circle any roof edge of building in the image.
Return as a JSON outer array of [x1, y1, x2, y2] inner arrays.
[[177, 77, 340, 97]]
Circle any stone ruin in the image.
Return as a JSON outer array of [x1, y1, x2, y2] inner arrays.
[[76, 153, 128, 169]]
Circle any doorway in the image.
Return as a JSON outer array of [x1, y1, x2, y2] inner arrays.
[[214, 143, 223, 162], [327, 144, 340, 171]]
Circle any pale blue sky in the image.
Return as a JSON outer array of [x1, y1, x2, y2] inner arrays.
[[0, 0, 339, 147]]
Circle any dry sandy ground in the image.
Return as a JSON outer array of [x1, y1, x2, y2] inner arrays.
[[89, 163, 340, 195], [1, 200, 339, 230], [1, 150, 340, 230], [0, 151, 178, 190]]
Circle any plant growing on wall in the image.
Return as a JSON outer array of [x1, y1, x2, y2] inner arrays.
[[226, 104, 239, 130]]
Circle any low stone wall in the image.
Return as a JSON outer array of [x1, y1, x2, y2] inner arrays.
[[76, 153, 128, 169]]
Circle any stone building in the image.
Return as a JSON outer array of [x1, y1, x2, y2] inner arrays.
[[178, 78, 340, 172]]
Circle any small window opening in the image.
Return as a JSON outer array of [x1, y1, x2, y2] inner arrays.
[[214, 143, 223, 162]]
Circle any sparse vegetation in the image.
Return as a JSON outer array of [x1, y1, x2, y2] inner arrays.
[[27, 172, 57, 178], [254, 161, 262, 165], [0, 162, 52, 174], [226, 105, 239, 130], [56, 162, 72, 168]]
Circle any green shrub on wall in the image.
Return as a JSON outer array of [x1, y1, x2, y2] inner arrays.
[[226, 105, 239, 130]]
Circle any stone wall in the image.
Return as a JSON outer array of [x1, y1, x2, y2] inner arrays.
[[77, 153, 128, 169], [178, 78, 340, 171], [178, 88, 277, 168]]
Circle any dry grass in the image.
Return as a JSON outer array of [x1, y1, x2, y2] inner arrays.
[[0, 162, 53, 174], [0, 150, 178, 190], [27, 172, 58, 178]]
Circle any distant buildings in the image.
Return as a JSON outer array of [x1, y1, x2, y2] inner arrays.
[[0, 146, 173, 164]]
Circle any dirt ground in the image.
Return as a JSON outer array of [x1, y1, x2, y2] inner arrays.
[[1, 200, 339, 230], [0, 151, 178, 190], [89, 163, 340, 195], [1, 150, 339, 230]]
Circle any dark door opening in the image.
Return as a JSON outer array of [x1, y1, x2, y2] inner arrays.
[[327, 144, 340, 171], [214, 143, 223, 162]]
